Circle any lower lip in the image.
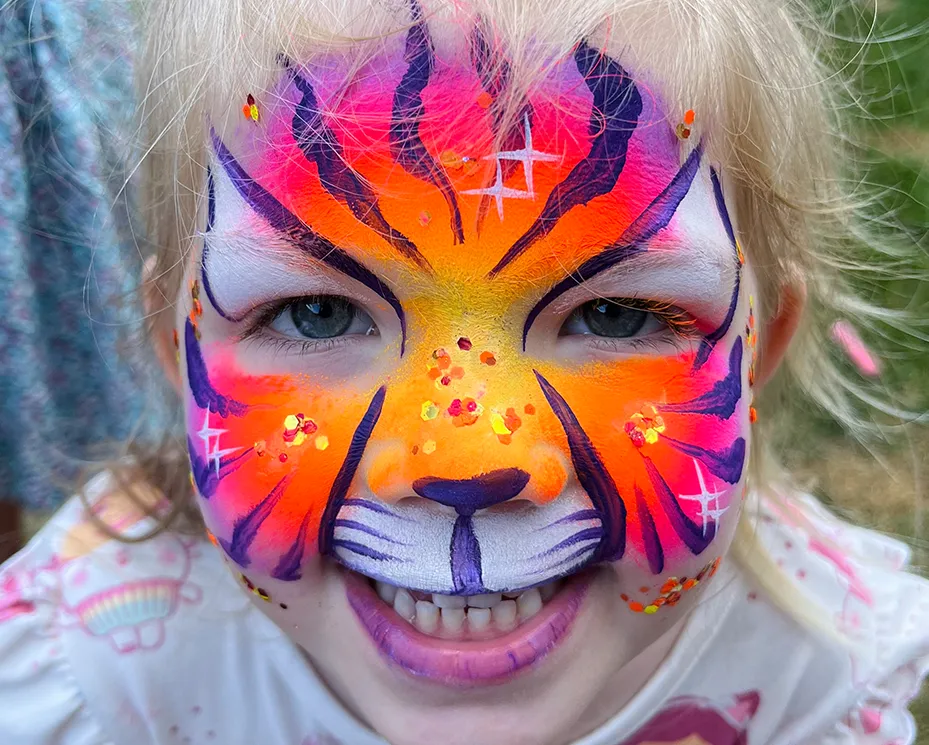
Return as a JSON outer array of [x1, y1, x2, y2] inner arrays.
[[344, 572, 591, 687]]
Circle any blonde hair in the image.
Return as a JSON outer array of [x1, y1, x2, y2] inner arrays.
[[116, 0, 922, 636]]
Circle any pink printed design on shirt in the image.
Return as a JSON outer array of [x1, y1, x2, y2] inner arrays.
[[0, 572, 36, 623], [53, 533, 203, 654], [300, 735, 343, 745], [617, 690, 761, 745]]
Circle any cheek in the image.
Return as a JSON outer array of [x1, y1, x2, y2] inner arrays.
[[534, 335, 750, 577], [184, 324, 381, 579]]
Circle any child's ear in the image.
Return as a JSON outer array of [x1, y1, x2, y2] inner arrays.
[[754, 280, 807, 389], [142, 257, 183, 393]]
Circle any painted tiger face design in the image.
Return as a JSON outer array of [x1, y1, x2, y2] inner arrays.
[[182, 13, 754, 686]]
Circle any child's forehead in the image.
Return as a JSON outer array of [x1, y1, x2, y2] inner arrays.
[[211, 43, 717, 283]]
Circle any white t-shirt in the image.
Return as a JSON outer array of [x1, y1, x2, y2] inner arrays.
[[1, 475, 927, 745]]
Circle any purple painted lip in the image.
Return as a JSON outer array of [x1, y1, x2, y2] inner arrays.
[[345, 571, 590, 687]]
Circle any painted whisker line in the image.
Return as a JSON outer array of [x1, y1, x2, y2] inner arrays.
[[661, 339, 743, 418], [210, 131, 408, 355], [341, 498, 412, 522], [635, 484, 665, 574], [521, 144, 703, 349], [661, 436, 746, 485], [289, 71, 431, 271], [529, 546, 598, 576], [333, 519, 407, 545], [488, 41, 643, 278], [185, 319, 248, 416], [536, 509, 602, 531], [531, 527, 604, 560], [390, 0, 464, 244], [332, 539, 403, 563]]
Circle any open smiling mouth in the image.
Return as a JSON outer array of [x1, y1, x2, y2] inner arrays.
[[342, 566, 592, 687]]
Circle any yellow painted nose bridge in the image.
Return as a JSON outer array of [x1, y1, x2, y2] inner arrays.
[[363, 339, 569, 505]]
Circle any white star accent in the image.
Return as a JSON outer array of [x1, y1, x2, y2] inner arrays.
[[677, 459, 729, 536], [460, 113, 559, 220], [197, 411, 242, 477], [493, 113, 560, 195]]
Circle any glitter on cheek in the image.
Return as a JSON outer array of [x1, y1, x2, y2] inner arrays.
[[479, 351, 496, 366], [421, 400, 440, 421], [457, 337, 472, 351], [625, 558, 721, 615], [314, 435, 329, 450], [422, 440, 436, 454]]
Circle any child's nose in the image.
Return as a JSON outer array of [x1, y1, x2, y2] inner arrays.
[[411, 468, 530, 516]]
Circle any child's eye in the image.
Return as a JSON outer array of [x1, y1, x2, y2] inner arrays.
[[559, 298, 696, 339], [269, 296, 377, 339]]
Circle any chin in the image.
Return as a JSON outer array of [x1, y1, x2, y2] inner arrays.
[[300, 560, 684, 745]]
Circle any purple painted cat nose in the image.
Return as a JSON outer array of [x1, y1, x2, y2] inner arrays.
[[411, 468, 531, 516]]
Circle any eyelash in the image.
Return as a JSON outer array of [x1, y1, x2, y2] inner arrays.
[[234, 299, 362, 355], [576, 297, 700, 336]]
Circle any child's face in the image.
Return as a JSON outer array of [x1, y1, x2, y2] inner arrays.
[[178, 32, 757, 745]]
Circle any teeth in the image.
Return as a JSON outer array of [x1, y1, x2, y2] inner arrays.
[[517, 588, 543, 620], [493, 599, 518, 631], [414, 600, 439, 633], [377, 581, 397, 605], [431, 593, 466, 609], [393, 588, 416, 622], [376, 578, 561, 634], [442, 607, 465, 632], [467, 607, 491, 631], [467, 592, 502, 608]]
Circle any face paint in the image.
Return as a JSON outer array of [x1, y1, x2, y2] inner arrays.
[[182, 13, 752, 686]]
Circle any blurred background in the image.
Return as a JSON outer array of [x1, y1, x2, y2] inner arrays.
[[0, 0, 927, 738]]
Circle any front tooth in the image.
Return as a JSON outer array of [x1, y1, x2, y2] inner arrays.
[[517, 588, 542, 620], [377, 581, 397, 605], [468, 607, 491, 631], [394, 589, 416, 622], [414, 600, 439, 633], [432, 593, 466, 609], [540, 582, 558, 602], [493, 599, 517, 631], [442, 607, 465, 632], [467, 593, 502, 608]]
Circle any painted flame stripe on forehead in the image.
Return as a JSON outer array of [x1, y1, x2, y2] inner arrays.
[[209, 129, 409, 354]]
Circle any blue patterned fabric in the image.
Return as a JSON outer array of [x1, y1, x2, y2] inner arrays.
[[0, 0, 151, 509]]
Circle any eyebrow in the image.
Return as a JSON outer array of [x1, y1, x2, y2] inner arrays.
[[210, 129, 408, 354], [520, 144, 704, 349], [487, 41, 644, 278]]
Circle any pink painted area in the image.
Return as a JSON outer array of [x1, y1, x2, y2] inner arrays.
[[831, 320, 881, 378], [346, 570, 589, 686], [0, 572, 36, 623]]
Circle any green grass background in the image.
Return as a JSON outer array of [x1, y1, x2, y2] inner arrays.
[[794, 0, 929, 739]]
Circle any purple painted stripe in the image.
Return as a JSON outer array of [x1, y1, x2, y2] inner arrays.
[[390, 1, 464, 244], [332, 539, 401, 562], [662, 339, 743, 418], [530, 543, 599, 577], [635, 484, 665, 574], [662, 435, 746, 486], [450, 515, 485, 595], [210, 130, 408, 354], [521, 144, 703, 348], [641, 457, 715, 555], [342, 498, 409, 521], [219, 473, 293, 567], [534, 370, 625, 561], [185, 320, 248, 416], [333, 519, 405, 545], [488, 42, 643, 277], [290, 72, 429, 269], [538, 509, 602, 531], [532, 527, 603, 559], [274, 386, 387, 581]]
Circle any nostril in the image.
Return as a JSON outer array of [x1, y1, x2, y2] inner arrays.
[[411, 468, 531, 516]]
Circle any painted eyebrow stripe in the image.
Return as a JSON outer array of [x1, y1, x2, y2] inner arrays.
[[210, 130, 408, 355], [487, 42, 644, 278], [273, 385, 387, 581], [692, 170, 741, 371], [390, 0, 465, 245], [521, 144, 703, 349], [534, 370, 626, 562], [289, 72, 431, 271]]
